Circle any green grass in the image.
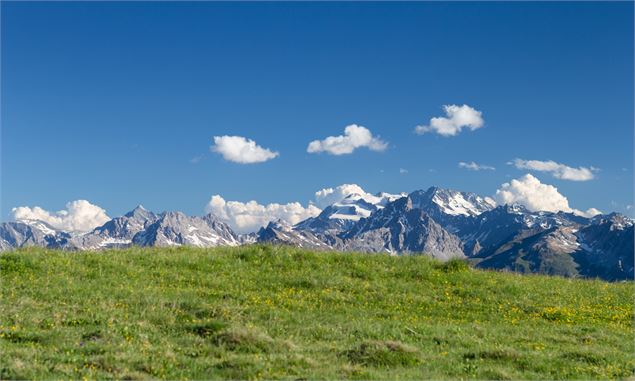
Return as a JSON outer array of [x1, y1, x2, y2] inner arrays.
[[1, 245, 633, 380]]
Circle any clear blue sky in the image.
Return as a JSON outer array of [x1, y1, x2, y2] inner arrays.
[[2, 1, 633, 220]]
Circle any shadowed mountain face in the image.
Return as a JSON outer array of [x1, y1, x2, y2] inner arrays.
[[341, 197, 465, 260], [257, 219, 337, 250], [2, 187, 632, 280], [573, 215, 634, 280], [0, 221, 73, 250]]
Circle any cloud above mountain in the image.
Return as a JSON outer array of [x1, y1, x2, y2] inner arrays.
[[510, 159, 596, 181], [208, 183, 383, 232], [458, 161, 495, 171], [495, 174, 600, 217], [11, 200, 110, 233], [313, 184, 375, 208], [206, 195, 321, 233], [307, 125, 388, 155], [211, 135, 279, 164], [415, 104, 484, 137]]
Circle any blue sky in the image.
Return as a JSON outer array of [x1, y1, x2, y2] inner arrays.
[[2, 1, 633, 227]]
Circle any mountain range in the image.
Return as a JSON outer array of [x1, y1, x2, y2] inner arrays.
[[2, 186, 632, 281]]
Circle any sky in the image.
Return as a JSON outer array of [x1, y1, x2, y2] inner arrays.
[[1, 2, 633, 232]]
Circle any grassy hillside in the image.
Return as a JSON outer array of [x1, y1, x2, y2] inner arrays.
[[1, 246, 633, 380]]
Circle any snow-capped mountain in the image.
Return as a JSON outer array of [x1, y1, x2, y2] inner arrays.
[[574, 214, 634, 280], [410, 186, 497, 217], [0, 207, 240, 250], [71, 205, 158, 249], [2, 186, 632, 280], [295, 191, 405, 233], [456, 204, 585, 256], [407, 187, 497, 233], [473, 225, 584, 277], [132, 211, 239, 247], [341, 196, 465, 260], [472, 220, 633, 281], [257, 219, 337, 250], [0, 221, 72, 250]]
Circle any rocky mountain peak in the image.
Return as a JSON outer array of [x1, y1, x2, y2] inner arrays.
[[125, 205, 153, 219], [2, 186, 631, 281]]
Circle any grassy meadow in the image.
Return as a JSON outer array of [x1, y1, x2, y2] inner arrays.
[[1, 245, 633, 380]]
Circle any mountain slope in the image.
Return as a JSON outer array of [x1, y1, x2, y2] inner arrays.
[[132, 212, 239, 247], [257, 220, 337, 250], [573, 214, 634, 280], [0, 221, 72, 250], [342, 197, 465, 260], [2, 187, 632, 280], [473, 226, 583, 277], [71, 205, 158, 249], [296, 192, 404, 233]]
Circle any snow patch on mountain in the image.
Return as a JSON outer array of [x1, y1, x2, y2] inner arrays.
[[431, 191, 496, 216], [326, 191, 404, 222]]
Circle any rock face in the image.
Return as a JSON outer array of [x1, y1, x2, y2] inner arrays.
[[573, 214, 634, 280], [0, 221, 72, 250], [387, 187, 498, 242], [257, 220, 336, 250], [473, 226, 584, 277], [457, 204, 583, 256], [0, 207, 239, 251], [71, 205, 158, 249], [132, 212, 239, 247], [341, 197, 465, 260], [2, 186, 633, 281], [408, 186, 496, 228], [296, 191, 404, 234]]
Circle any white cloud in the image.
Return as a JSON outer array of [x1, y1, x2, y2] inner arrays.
[[494, 174, 601, 217], [206, 195, 321, 234], [190, 154, 205, 164], [399, 168, 408, 174], [12, 200, 110, 233], [458, 161, 495, 171], [510, 159, 596, 181], [307, 124, 388, 155], [495, 174, 572, 213], [415, 104, 484, 137], [579, 208, 602, 217], [313, 184, 374, 208], [211, 136, 279, 164], [208, 183, 386, 232]]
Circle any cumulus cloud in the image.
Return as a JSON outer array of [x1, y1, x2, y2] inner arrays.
[[494, 174, 601, 217], [510, 159, 596, 181], [415, 104, 484, 137], [458, 161, 495, 171], [495, 174, 572, 213], [211, 136, 279, 164], [307, 124, 388, 155], [206, 195, 321, 234], [399, 168, 408, 175], [313, 184, 374, 208], [208, 183, 386, 232], [580, 208, 602, 217], [12, 200, 110, 233]]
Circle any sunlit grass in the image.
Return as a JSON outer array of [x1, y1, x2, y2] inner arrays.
[[1, 245, 633, 379]]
